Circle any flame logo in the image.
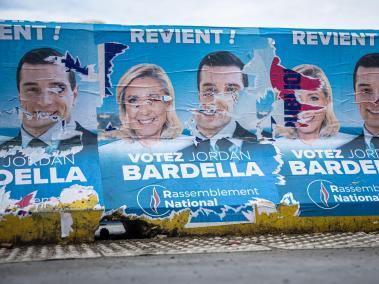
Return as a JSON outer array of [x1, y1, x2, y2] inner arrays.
[[150, 187, 161, 214], [137, 184, 170, 217], [307, 179, 339, 210], [320, 182, 329, 208]]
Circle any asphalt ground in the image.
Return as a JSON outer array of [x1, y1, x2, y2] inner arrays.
[[0, 232, 379, 284], [1, 247, 378, 284]]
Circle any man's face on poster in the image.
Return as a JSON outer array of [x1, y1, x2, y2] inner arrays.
[[355, 66, 379, 134], [195, 65, 244, 136], [18, 63, 77, 133]]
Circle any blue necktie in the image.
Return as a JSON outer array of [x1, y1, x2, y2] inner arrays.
[[28, 138, 47, 148], [215, 138, 234, 152]]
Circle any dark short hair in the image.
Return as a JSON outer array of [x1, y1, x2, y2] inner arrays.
[[16, 48, 76, 91], [353, 53, 379, 90], [197, 51, 248, 91]]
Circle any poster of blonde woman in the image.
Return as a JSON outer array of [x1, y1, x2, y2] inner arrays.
[[274, 64, 354, 151], [94, 27, 379, 224]]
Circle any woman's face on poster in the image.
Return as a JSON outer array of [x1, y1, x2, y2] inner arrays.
[[296, 89, 329, 137], [124, 77, 168, 139]]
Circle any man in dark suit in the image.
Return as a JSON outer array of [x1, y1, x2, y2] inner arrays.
[[0, 48, 101, 208], [0, 47, 97, 152], [182, 51, 272, 154], [341, 53, 379, 152], [180, 50, 277, 183]]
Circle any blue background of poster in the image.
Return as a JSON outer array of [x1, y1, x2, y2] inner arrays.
[[1, 21, 379, 220]]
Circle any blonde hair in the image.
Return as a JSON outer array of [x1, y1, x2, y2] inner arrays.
[[276, 64, 340, 139], [115, 64, 182, 139]]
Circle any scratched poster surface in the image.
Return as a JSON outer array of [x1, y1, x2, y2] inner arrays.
[[96, 25, 379, 225], [1, 21, 379, 225], [0, 21, 103, 217]]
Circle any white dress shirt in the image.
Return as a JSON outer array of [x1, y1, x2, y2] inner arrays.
[[21, 120, 81, 149], [189, 119, 243, 150]]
